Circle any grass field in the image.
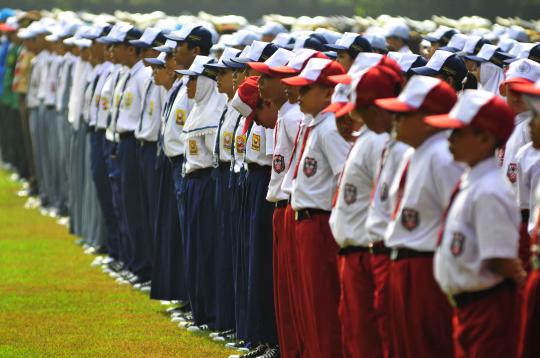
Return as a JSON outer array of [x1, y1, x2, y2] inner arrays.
[[0, 171, 230, 358]]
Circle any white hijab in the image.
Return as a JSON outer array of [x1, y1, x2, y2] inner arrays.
[[479, 61, 505, 95], [183, 75, 227, 138]]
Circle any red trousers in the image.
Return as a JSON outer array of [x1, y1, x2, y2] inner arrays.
[[519, 270, 540, 358], [273, 206, 301, 358], [519, 221, 531, 273], [295, 213, 342, 358], [338, 250, 390, 358], [388, 257, 454, 358], [454, 282, 518, 358]]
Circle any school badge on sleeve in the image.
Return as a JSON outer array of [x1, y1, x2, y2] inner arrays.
[[343, 183, 357, 205], [507, 163, 518, 183], [148, 100, 155, 117], [303, 157, 317, 177], [252, 134, 260, 152], [401, 208, 419, 231], [175, 109, 186, 125], [450, 232, 465, 256], [223, 132, 232, 150], [123, 92, 133, 109], [236, 134, 246, 154], [188, 140, 198, 155], [273, 154, 285, 173], [102, 97, 110, 111]]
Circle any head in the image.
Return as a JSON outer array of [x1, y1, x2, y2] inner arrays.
[[152, 65, 175, 88], [174, 40, 201, 69], [217, 68, 235, 99], [298, 84, 334, 116], [254, 99, 278, 128], [258, 73, 288, 107], [351, 105, 393, 134], [506, 89, 528, 114], [448, 126, 498, 165], [233, 68, 246, 91], [336, 51, 355, 72], [529, 111, 540, 149], [386, 36, 407, 52], [284, 83, 300, 104], [187, 75, 198, 99]]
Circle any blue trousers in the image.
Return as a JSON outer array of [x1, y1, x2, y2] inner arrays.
[[117, 135, 153, 281], [90, 130, 120, 260], [213, 165, 236, 331], [243, 166, 277, 345], [137, 141, 158, 253], [181, 168, 217, 328], [150, 154, 187, 301]]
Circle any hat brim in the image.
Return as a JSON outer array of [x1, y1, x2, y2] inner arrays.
[[164, 33, 185, 41], [153, 45, 173, 53], [335, 102, 355, 117], [247, 62, 272, 75], [463, 55, 488, 63], [230, 57, 254, 64], [424, 114, 465, 129], [281, 76, 315, 86], [129, 40, 153, 48], [0, 24, 16, 32], [268, 66, 299, 75], [222, 59, 246, 69], [144, 58, 165, 66], [410, 66, 440, 77], [423, 36, 440, 43], [507, 81, 540, 95], [96, 37, 120, 45], [374, 97, 416, 112], [175, 69, 202, 76], [323, 101, 348, 114], [204, 62, 229, 70], [323, 44, 348, 52], [439, 46, 459, 53], [327, 74, 351, 85]]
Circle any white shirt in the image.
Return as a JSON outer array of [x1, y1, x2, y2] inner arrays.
[[398, 45, 412, 54], [516, 142, 540, 234], [27, 51, 46, 109], [385, 132, 465, 251], [55, 52, 75, 112], [501, 111, 532, 192], [82, 66, 98, 124], [266, 101, 303, 202], [245, 123, 273, 166], [291, 111, 352, 211], [162, 77, 193, 157], [90, 61, 113, 127], [135, 80, 165, 142], [97, 64, 121, 130], [184, 133, 216, 174], [43, 53, 61, 106], [106, 66, 129, 141], [281, 114, 308, 196], [37, 50, 51, 102], [366, 139, 411, 242], [115, 60, 152, 133], [67, 58, 92, 129], [213, 101, 242, 164], [434, 158, 520, 295], [329, 128, 387, 248]]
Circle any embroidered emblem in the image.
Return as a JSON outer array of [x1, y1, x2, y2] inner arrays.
[[303, 157, 318, 177], [344, 183, 357, 205], [175, 109, 186, 125], [252, 134, 260, 152], [223, 131, 232, 150], [236, 134, 246, 154], [148, 100, 154, 117], [101, 97, 109, 111], [507, 163, 518, 183], [450, 232, 466, 256], [188, 139, 198, 155], [401, 208, 419, 231], [123, 92, 133, 109], [273, 154, 285, 174]]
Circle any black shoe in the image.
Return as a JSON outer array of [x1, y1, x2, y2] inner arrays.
[[257, 346, 279, 358], [240, 344, 268, 358]]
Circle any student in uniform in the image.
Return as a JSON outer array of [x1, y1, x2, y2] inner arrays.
[[463, 44, 513, 94], [323, 33, 372, 71], [385, 23, 411, 54], [176, 55, 227, 332], [513, 80, 540, 358], [202, 46, 241, 340], [426, 90, 526, 358], [281, 58, 349, 358], [326, 58, 404, 358], [381, 75, 461, 358], [410, 49, 468, 93]]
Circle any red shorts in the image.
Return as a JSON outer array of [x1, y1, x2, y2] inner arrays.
[[519, 270, 540, 358]]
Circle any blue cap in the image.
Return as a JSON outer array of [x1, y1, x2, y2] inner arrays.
[[411, 50, 467, 83], [324, 33, 372, 54]]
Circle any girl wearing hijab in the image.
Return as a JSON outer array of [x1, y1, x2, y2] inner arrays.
[[177, 55, 227, 332]]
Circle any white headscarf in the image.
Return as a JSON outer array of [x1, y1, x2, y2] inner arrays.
[[183, 75, 227, 138], [479, 61, 505, 95]]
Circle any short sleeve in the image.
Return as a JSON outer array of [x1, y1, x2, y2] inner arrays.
[[321, 121, 352, 176]]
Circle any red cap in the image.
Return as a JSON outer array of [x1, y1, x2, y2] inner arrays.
[[280, 58, 345, 87], [425, 89, 515, 143], [246, 48, 294, 76], [375, 75, 457, 114], [269, 49, 327, 76], [231, 76, 261, 126], [327, 53, 400, 85], [0, 23, 16, 32], [500, 59, 540, 93], [330, 64, 403, 117]]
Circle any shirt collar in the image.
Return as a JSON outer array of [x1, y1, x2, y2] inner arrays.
[[129, 59, 144, 76], [309, 110, 333, 127], [515, 111, 532, 126], [461, 157, 498, 189], [415, 131, 448, 156]]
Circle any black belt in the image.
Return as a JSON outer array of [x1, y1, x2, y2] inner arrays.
[[167, 155, 183, 164], [88, 125, 96, 132], [390, 247, 434, 261], [275, 200, 288, 208], [95, 128, 106, 135], [119, 131, 135, 140], [338, 241, 390, 256], [138, 139, 156, 147], [247, 163, 271, 172], [449, 280, 514, 308], [217, 161, 230, 171], [521, 209, 530, 224], [294, 208, 330, 222], [185, 167, 213, 179]]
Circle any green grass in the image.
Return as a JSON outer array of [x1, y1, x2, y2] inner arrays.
[[0, 171, 230, 358]]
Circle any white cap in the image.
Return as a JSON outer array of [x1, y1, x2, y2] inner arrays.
[[504, 59, 540, 83], [348, 53, 384, 75], [446, 34, 467, 51], [386, 22, 410, 40], [260, 21, 287, 37]]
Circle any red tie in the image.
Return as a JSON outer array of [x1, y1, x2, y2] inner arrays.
[[292, 126, 312, 179], [436, 179, 462, 247], [391, 160, 410, 220], [370, 145, 390, 202]]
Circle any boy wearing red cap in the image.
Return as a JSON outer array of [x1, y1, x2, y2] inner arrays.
[[376, 75, 461, 358], [426, 90, 526, 358], [281, 58, 349, 358], [327, 60, 404, 358]]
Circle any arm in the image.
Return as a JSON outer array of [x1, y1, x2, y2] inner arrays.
[[487, 258, 527, 287]]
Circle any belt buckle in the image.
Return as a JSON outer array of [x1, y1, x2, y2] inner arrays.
[[368, 242, 375, 254], [390, 248, 398, 261], [294, 210, 299, 221], [447, 294, 457, 308]]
